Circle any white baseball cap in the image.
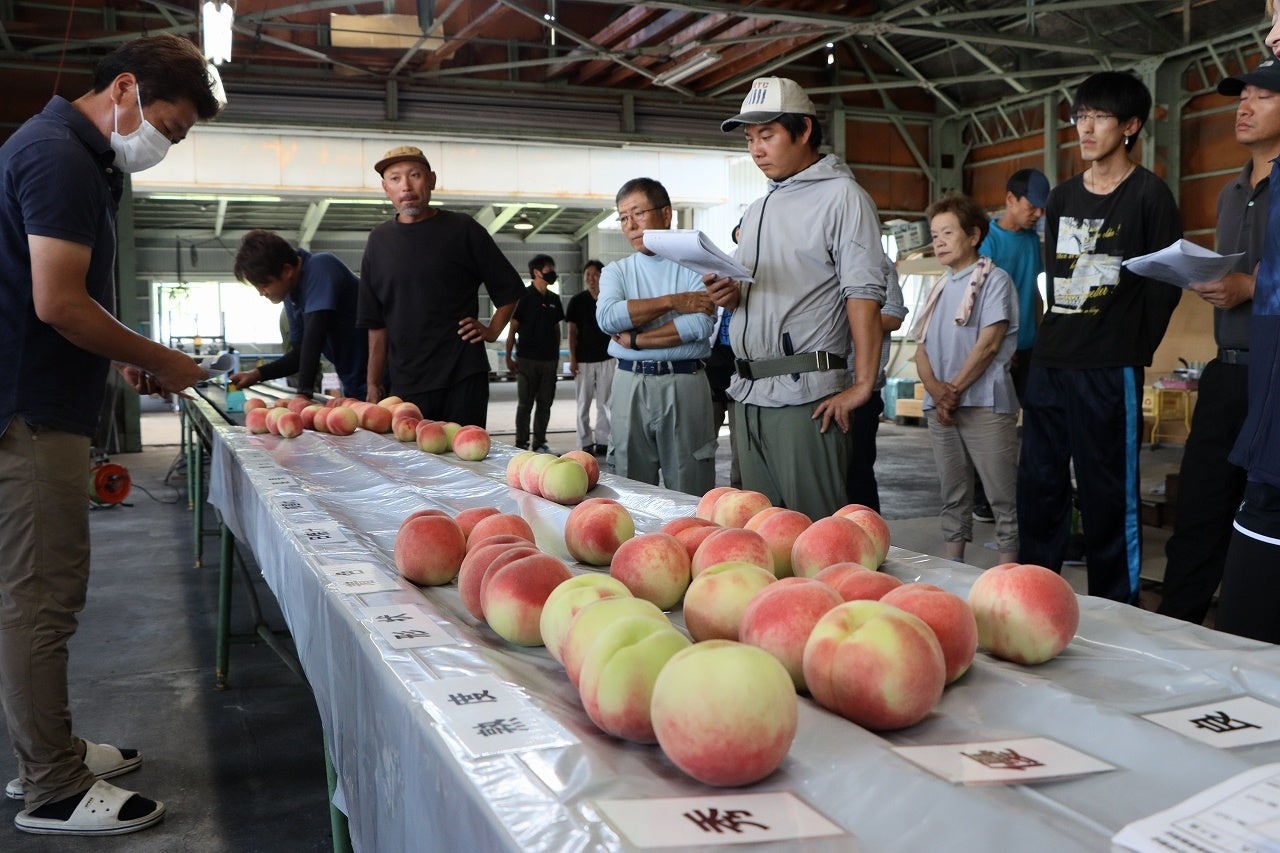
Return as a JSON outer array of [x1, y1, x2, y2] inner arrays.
[[721, 77, 817, 132]]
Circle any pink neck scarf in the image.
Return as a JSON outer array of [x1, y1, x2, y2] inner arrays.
[[910, 256, 992, 344]]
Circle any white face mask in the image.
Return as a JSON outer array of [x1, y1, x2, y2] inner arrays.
[[109, 85, 171, 173]]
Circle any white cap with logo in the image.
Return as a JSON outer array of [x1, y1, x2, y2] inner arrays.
[[721, 77, 818, 132]]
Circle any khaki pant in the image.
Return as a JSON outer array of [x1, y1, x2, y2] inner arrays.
[[574, 360, 615, 449], [926, 408, 1020, 553], [608, 369, 716, 497], [735, 402, 851, 520], [0, 419, 96, 808]]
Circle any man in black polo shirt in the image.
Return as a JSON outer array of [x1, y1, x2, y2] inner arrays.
[[566, 260, 615, 454], [506, 254, 565, 452], [1158, 57, 1280, 624], [358, 146, 523, 426]]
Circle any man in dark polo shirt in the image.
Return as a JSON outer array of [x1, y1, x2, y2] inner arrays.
[[358, 146, 523, 426], [0, 34, 220, 835], [566, 260, 615, 455], [1158, 57, 1280, 625], [506, 254, 565, 452]]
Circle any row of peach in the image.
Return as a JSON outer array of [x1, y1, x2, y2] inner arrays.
[[504, 449, 601, 505]]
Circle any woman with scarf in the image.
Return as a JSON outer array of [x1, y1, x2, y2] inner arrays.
[[914, 193, 1021, 565]]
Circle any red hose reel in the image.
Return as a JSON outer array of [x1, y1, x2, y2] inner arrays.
[[89, 461, 132, 505]]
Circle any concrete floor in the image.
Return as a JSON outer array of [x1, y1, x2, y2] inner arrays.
[[0, 379, 1194, 849]]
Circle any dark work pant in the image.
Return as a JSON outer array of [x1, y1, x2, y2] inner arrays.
[[1017, 364, 1144, 603], [515, 358, 558, 448], [1158, 361, 1248, 624], [845, 391, 885, 512], [402, 372, 490, 428], [1217, 482, 1280, 644]]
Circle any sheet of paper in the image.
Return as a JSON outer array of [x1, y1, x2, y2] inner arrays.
[[1113, 762, 1280, 852], [1122, 238, 1245, 289], [359, 604, 458, 649], [641, 229, 754, 283], [292, 521, 350, 546], [891, 736, 1114, 785], [194, 351, 235, 377], [595, 792, 845, 848], [1143, 696, 1280, 749], [418, 675, 573, 757], [318, 561, 402, 593]]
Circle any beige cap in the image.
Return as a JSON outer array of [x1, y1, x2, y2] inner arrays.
[[375, 145, 431, 175], [721, 77, 817, 132]]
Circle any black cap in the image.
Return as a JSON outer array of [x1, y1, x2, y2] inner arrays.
[[1219, 57, 1280, 96]]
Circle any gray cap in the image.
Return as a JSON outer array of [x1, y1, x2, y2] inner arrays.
[[721, 77, 817, 132]]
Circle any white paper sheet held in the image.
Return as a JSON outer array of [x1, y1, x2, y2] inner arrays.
[[1121, 239, 1245, 289], [1113, 762, 1280, 852], [194, 351, 235, 377], [641, 229, 754, 282]]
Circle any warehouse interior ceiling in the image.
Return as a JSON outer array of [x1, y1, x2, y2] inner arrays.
[[1, 0, 1271, 245]]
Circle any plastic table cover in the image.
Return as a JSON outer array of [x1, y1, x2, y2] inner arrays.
[[204, 404, 1280, 853]]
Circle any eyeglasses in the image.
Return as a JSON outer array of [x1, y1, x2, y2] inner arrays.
[[1070, 111, 1118, 126], [617, 206, 663, 227]]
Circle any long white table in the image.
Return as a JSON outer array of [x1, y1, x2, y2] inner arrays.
[[206, 417, 1280, 852]]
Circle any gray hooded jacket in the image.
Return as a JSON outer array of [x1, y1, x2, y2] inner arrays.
[[729, 153, 888, 407]]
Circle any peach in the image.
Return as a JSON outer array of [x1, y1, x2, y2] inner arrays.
[[273, 397, 291, 408], [415, 420, 448, 453], [682, 561, 776, 642], [803, 600, 946, 731], [670, 522, 721, 561], [560, 595, 669, 688], [695, 486, 737, 521], [711, 490, 772, 528], [466, 513, 535, 549], [578, 618, 691, 743], [564, 498, 635, 566], [244, 408, 269, 434], [882, 583, 979, 684], [835, 506, 891, 568], [359, 404, 393, 434], [540, 458, 589, 505], [609, 532, 691, 610], [967, 563, 1079, 665], [828, 569, 903, 602], [560, 449, 600, 489], [791, 516, 877, 578], [398, 508, 449, 534], [746, 508, 812, 578], [394, 514, 467, 586], [650, 640, 797, 787], [277, 411, 303, 437], [452, 425, 491, 461], [519, 452, 558, 494], [813, 561, 873, 589], [312, 407, 331, 433], [327, 405, 359, 436], [377, 395, 404, 408], [661, 516, 717, 537], [539, 574, 634, 664], [739, 577, 842, 691], [264, 406, 286, 435], [453, 506, 501, 540], [392, 416, 420, 442], [287, 396, 311, 414], [391, 402, 422, 420], [506, 451, 539, 489], [457, 543, 541, 620], [690, 527, 773, 578], [299, 404, 324, 431], [243, 397, 267, 412], [480, 553, 572, 645], [441, 422, 462, 449]]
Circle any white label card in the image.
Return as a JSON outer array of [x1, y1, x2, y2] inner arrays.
[[418, 675, 568, 757], [1143, 696, 1280, 749], [595, 792, 845, 848], [892, 736, 1114, 785], [273, 495, 318, 513], [293, 522, 350, 546], [254, 472, 298, 488], [1114, 762, 1280, 852], [319, 562, 400, 593], [359, 604, 456, 649]]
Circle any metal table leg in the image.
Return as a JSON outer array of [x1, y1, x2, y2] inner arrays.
[[324, 740, 353, 853], [216, 520, 234, 690]]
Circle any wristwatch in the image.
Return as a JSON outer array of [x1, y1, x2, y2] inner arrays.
[[629, 330, 639, 351]]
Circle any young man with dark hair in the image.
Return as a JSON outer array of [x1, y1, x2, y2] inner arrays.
[[566, 260, 614, 454], [598, 178, 717, 495], [506, 254, 565, 452], [358, 146, 523, 426], [229, 229, 368, 400], [0, 32, 221, 836], [706, 77, 888, 520], [1016, 70, 1182, 604]]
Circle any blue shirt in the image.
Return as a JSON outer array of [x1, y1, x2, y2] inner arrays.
[[1, 97, 122, 437], [980, 220, 1042, 352], [597, 252, 714, 362], [284, 249, 367, 398]]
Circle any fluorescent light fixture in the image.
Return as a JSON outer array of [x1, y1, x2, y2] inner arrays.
[[653, 50, 719, 87], [513, 221, 534, 231], [202, 0, 234, 66]]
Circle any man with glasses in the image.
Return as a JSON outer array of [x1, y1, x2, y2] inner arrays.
[[706, 77, 888, 520], [596, 177, 717, 495], [1016, 71, 1182, 605], [229, 229, 368, 401]]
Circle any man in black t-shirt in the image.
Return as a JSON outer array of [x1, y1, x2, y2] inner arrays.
[[357, 146, 523, 427], [566, 260, 615, 454], [506, 254, 565, 452]]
